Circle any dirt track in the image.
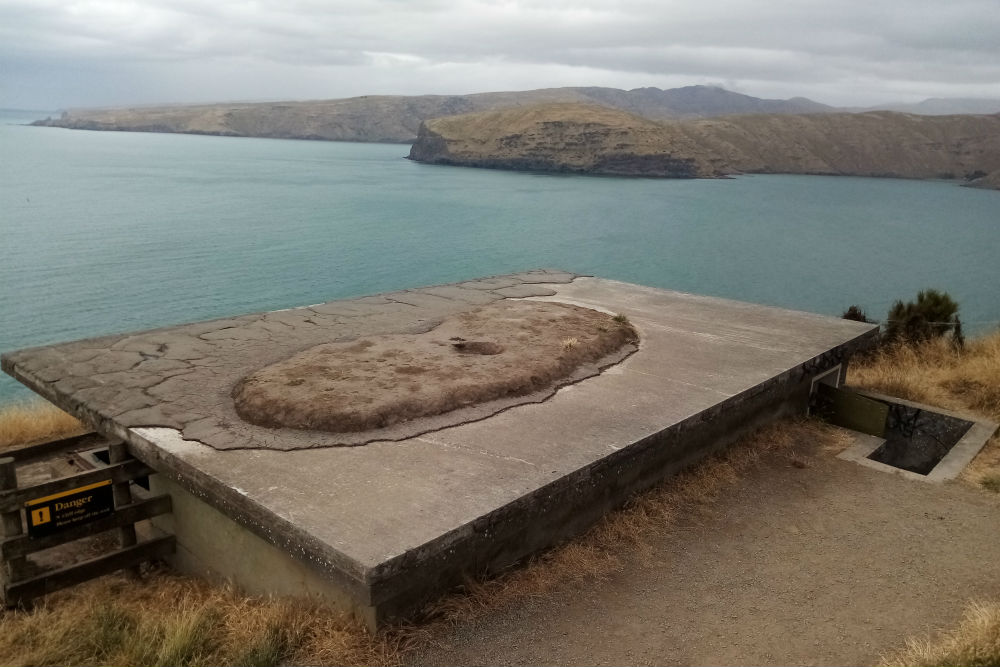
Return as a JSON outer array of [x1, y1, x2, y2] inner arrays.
[[409, 434, 1000, 666]]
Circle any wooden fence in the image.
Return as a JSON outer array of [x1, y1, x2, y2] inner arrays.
[[0, 437, 173, 607]]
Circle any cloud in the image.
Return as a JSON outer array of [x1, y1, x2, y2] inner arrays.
[[1, 0, 998, 109]]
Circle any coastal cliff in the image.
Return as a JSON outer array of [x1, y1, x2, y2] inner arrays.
[[32, 96, 481, 144], [30, 86, 831, 144], [408, 104, 1000, 187], [965, 170, 1000, 190], [407, 105, 710, 177]]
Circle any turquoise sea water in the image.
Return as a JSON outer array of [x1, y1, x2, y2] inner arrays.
[[2, 113, 999, 404]]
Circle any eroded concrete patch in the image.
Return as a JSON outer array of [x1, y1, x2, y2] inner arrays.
[[2, 270, 578, 451], [231, 300, 638, 444]]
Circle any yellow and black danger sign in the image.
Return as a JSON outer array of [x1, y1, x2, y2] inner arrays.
[[25, 480, 114, 538]]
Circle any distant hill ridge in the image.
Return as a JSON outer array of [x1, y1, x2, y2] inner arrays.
[[30, 85, 837, 143], [407, 103, 1000, 189], [31, 86, 1000, 188], [859, 98, 1000, 115], [32, 86, 1000, 144]]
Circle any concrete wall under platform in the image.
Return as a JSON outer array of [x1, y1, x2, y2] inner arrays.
[[146, 355, 845, 629], [366, 357, 846, 623], [148, 475, 376, 628]]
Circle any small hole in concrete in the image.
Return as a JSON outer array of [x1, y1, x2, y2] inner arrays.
[[867, 404, 974, 476], [450, 340, 504, 355]]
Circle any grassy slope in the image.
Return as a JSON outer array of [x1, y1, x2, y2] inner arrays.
[[0, 402, 85, 450], [0, 574, 396, 666], [848, 331, 1000, 487], [34, 90, 597, 143], [411, 103, 716, 173], [878, 600, 1000, 667], [414, 104, 1000, 182], [34, 86, 832, 144]]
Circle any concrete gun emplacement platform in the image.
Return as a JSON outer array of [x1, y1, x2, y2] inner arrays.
[[1, 271, 878, 628]]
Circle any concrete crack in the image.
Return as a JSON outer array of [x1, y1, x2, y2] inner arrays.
[[415, 435, 537, 467]]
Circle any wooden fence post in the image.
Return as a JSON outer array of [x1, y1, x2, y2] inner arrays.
[[0, 456, 27, 599], [0, 441, 172, 606], [107, 442, 139, 577]]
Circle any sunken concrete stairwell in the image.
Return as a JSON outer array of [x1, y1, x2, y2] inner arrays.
[[1, 271, 878, 628]]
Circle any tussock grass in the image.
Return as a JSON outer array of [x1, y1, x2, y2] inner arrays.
[[878, 600, 1000, 667], [848, 330, 1000, 484], [0, 400, 85, 450], [849, 331, 1000, 421], [981, 475, 1000, 494], [0, 571, 398, 667]]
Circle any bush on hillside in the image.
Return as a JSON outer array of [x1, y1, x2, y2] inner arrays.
[[884, 289, 964, 347], [841, 305, 875, 323]]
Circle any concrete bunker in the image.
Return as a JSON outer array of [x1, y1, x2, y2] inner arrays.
[[1, 271, 881, 629], [868, 404, 974, 475], [832, 388, 997, 482]]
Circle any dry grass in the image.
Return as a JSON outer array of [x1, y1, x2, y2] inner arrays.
[[0, 570, 399, 667], [0, 400, 85, 450], [878, 599, 1000, 667], [982, 475, 1000, 494], [848, 329, 1000, 486], [851, 331, 1000, 665], [0, 417, 837, 665], [849, 331, 1000, 421], [415, 418, 839, 626]]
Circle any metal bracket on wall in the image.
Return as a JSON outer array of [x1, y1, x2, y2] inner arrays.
[[814, 384, 889, 438]]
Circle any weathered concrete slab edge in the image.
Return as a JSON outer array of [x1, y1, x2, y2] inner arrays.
[[1, 349, 375, 601], [361, 326, 878, 612], [129, 427, 375, 599]]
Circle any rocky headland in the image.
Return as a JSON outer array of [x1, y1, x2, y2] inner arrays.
[[407, 104, 1000, 188], [964, 170, 1000, 190], [31, 85, 831, 143]]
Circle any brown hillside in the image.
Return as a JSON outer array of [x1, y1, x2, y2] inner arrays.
[[408, 104, 716, 177], [408, 104, 1000, 184], [31, 85, 830, 143], [965, 170, 1000, 190]]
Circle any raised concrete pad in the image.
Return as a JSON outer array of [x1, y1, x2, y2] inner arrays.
[[2, 272, 877, 627], [230, 299, 638, 441]]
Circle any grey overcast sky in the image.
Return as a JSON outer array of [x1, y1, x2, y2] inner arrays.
[[2, 0, 999, 110]]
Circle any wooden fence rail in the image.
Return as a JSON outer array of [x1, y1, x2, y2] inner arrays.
[[0, 439, 173, 607], [1, 431, 98, 464]]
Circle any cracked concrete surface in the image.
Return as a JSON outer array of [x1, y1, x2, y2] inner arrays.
[[2, 272, 879, 626], [230, 300, 638, 440], [2, 269, 577, 450]]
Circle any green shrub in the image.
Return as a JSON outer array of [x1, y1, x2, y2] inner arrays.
[[884, 289, 964, 348], [842, 305, 874, 323]]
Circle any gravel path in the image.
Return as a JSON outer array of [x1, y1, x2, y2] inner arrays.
[[409, 435, 1000, 666]]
